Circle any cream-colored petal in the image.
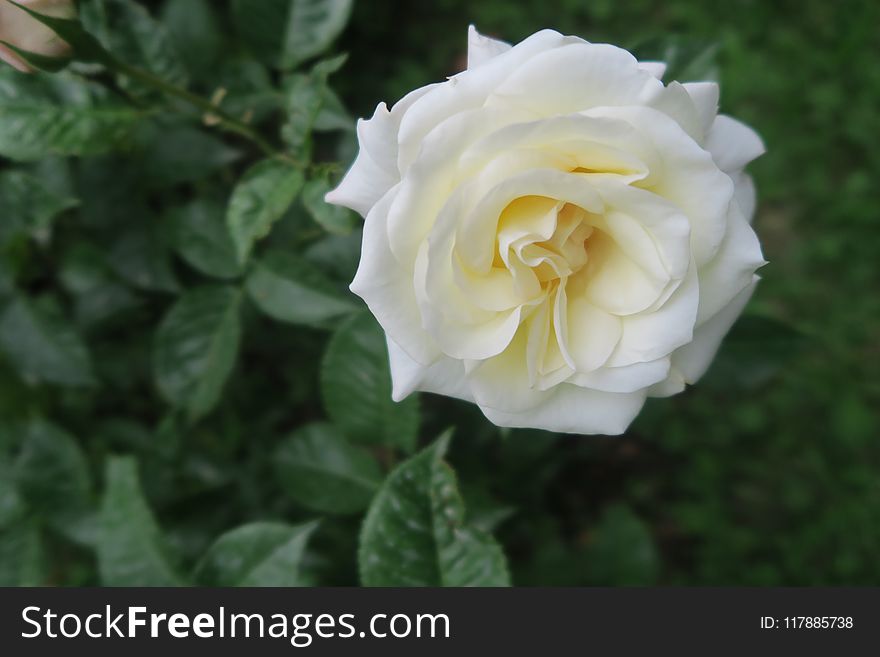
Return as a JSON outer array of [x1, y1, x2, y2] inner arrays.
[[397, 29, 575, 171], [595, 180, 692, 282], [695, 205, 765, 324], [325, 103, 398, 216], [646, 81, 703, 143], [325, 83, 437, 216], [673, 276, 758, 383], [730, 171, 757, 222], [564, 295, 622, 372], [607, 260, 699, 366], [386, 105, 532, 265], [350, 188, 440, 364], [477, 383, 647, 435], [571, 357, 671, 393], [638, 61, 667, 79], [587, 105, 733, 267], [682, 81, 720, 137], [487, 42, 663, 115], [456, 168, 603, 273], [705, 114, 766, 173], [466, 328, 647, 434], [386, 336, 473, 402], [578, 229, 672, 316], [467, 25, 511, 69], [645, 366, 686, 397]]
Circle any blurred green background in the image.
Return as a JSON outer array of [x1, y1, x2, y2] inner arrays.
[[335, 0, 880, 584], [1, 0, 878, 587]]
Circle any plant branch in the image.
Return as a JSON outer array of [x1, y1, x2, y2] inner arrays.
[[112, 60, 278, 157]]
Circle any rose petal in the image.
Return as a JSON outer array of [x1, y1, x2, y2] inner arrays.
[[487, 42, 663, 116], [682, 81, 720, 137], [706, 115, 766, 172], [563, 294, 622, 372], [571, 357, 671, 393], [326, 83, 437, 215], [607, 260, 700, 366], [695, 205, 765, 324], [387, 336, 473, 402], [638, 61, 667, 79], [673, 275, 759, 383], [350, 188, 440, 364], [467, 25, 511, 69]]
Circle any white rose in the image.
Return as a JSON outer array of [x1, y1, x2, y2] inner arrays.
[[0, 0, 75, 73], [327, 27, 766, 435]]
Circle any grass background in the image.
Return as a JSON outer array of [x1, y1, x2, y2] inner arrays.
[[335, 0, 880, 584]]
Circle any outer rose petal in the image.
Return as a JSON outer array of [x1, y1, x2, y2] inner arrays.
[[477, 384, 647, 435], [467, 25, 511, 69], [397, 29, 577, 171], [673, 275, 759, 383], [706, 115, 766, 172], [464, 330, 647, 434], [325, 84, 436, 216], [387, 336, 472, 402], [350, 189, 440, 364], [638, 61, 667, 79], [731, 171, 757, 222], [694, 205, 766, 324]]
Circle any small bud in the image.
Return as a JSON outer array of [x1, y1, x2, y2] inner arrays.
[[0, 0, 76, 73]]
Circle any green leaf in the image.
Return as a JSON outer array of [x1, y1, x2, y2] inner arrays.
[[586, 504, 659, 585], [108, 223, 180, 293], [0, 519, 44, 585], [226, 158, 305, 264], [136, 122, 241, 188], [303, 229, 362, 283], [153, 286, 242, 422], [160, 0, 223, 78], [230, 0, 290, 67], [274, 422, 382, 514], [281, 54, 347, 154], [245, 250, 357, 326], [14, 419, 93, 539], [0, 459, 25, 529], [0, 70, 140, 161], [359, 433, 511, 586], [322, 313, 419, 452], [169, 199, 243, 280], [106, 0, 188, 89], [313, 86, 353, 132], [302, 177, 358, 235], [59, 242, 141, 330], [281, 0, 354, 69], [193, 520, 318, 586], [231, 0, 351, 70], [0, 296, 96, 387], [0, 169, 78, 247], [97, 456, 182, 586]]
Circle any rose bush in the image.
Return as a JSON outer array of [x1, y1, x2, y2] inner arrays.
[[328, 26, 766, 434], [0, 0, 74, 72]]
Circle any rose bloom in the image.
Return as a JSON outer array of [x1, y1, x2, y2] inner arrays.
[[327, 27, 766, 434], [0, 0, 75, 72]]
